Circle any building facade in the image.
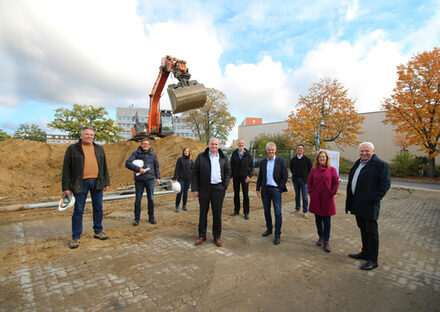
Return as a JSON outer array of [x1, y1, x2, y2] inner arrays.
[[46, 134, 77, 145], [116, 106, 198, 140], [238, 111, 440, 163]]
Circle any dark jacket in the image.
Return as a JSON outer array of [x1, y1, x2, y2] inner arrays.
[[62, 140, 110, 193], [230, 148, 254, 178], [173, 157, 193, 180], [191, 147, 231, 198], [256, 156, 288, 193], [345, 154, 391, 220], [125, 146, 160, 181], [290, 155, 313, 181]]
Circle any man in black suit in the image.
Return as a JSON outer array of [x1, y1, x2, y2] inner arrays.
[[192, 138, 231, 247], [230, 138, 254, 219], [256, 142, 288, 245], [346, 142, 391, 270]]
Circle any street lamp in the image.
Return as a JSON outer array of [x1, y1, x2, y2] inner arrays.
[[314, 119, 325, 151]]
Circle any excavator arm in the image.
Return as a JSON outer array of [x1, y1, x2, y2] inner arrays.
[[130, 55, 207, 140], [148, 55, 207, 134]]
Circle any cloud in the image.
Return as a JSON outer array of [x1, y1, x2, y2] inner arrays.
[[290, 31, 407, 113], [345, 0, 359, 21], [222, 56, 294, 123], [0, 0, 223, 110]]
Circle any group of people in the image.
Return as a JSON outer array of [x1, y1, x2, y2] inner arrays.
[[62, 126, 390, 270]]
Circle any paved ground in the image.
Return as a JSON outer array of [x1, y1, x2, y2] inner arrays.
[[0, 182, 439, 312]]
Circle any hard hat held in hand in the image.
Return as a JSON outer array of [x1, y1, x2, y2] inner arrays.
[[172, 181, 181, 193], [132, 159, 144, 167], [58, 193, 75, 211], [132, 159, 147, 176]]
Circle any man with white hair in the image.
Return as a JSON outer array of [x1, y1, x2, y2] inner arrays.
[[192, 138, 231, 247], [346, 142, 391, 270], [256, 142, 288, 245]]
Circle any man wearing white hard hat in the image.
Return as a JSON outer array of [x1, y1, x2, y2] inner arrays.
[[62, 126, 110, 249], [126, 138, 161, 226]]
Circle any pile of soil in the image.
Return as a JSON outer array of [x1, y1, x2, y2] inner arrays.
[[0, 137, 207, 203]]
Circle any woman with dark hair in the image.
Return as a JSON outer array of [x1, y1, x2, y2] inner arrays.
[[307, 150, 339, 252], [173, 147, 193, 212]]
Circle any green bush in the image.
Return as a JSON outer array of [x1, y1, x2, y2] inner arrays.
[[339, 157, 354, 174], [389, 151, 426, 177]]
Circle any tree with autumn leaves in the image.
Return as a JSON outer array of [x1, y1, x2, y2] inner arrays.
[[382, 47, 440, 178], [284, 77, 364, 151], [181, 88, 236, 145]]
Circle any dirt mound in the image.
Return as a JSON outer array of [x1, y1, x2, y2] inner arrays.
[[0, 137, 207, 203]]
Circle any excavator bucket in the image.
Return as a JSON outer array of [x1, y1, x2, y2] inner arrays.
[[167, 82, 207, 114]]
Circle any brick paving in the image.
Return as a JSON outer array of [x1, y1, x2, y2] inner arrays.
[[0, 184, 439, 312]]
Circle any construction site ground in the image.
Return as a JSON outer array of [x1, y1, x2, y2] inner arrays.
[[1, 180, 439, 312]]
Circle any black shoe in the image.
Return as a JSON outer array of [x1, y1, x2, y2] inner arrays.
[[182, 206, 187, 211], [273, 236, 280, 245], [262, 230, 272, 237], [149, 218, 157, 224], [230, 212, 239, 216], [133, 219, 139, 226], [244, 214, 249, 220], [360, 260, 378, 270], [348, 252, 368, 260]]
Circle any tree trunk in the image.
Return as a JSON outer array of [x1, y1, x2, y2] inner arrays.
[[427, 157, 436, 178]]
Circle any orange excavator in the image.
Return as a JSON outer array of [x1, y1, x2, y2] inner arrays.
[[131, 55, 207, 140]]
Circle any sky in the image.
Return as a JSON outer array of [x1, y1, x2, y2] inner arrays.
[[0, 0, 439, 145]]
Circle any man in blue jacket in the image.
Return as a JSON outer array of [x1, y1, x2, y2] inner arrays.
[[346, 142, 391, 270], [256, 142, 288, 245], [126, 138, 161, 226]]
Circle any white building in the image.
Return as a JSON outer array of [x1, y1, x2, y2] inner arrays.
[[46, 134, 77, 144], [116, 106, 198, 140]]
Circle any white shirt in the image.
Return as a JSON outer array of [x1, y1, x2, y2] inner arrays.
[[266, 156, 278, 187], [209, 151, 222, 184], [351, 159, 370, 194]]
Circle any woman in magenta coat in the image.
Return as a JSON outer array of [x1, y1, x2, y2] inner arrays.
[[307, 150, 339, 252]]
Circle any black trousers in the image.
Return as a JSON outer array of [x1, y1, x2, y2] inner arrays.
[[198, 184, 225, 239], [233, 176, 250, 214], [356, 215, 379, 262]]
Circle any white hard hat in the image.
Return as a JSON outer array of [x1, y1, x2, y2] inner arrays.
[[58, 193, 75, 211], [172, 181, 181, 193], [132, 159, 144, 167]]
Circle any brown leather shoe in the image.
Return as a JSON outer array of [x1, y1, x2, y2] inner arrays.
[[214, 238, 222, 247], [316, 238, 323, 247], [324, 242, 331, 252], [195, 237, 206, 245]]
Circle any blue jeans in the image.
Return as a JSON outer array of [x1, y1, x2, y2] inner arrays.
[[134, 179, 155, 220], [293, 177, 308, 212], [175, 178, 191, 208], [261, 187, 283, 236], [315, 215, 331, 242], [72, 179, 103, 240]]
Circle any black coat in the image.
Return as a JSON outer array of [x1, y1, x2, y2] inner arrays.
[[125, 146, 160, 181], [256, 156, 288, 193], [290, 155, 313, 181], [345, 154, 391, 220], [62, 140, 110, 193], [230, 148, 254, 178], [191, 148, 231, 198], [173, 157, 193, 180]]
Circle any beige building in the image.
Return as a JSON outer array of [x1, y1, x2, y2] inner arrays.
[[238, 111, 439, 163]]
